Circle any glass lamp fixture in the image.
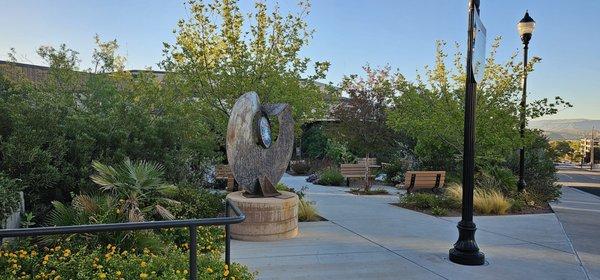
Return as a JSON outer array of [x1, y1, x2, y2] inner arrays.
[[517, 11, 535, 44]]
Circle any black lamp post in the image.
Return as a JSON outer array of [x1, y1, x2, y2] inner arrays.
[[449, 0, 485, 266], [517, 11, 535, 192]]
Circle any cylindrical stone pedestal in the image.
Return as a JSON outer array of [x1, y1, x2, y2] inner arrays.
[[227, 191, 299, 241]]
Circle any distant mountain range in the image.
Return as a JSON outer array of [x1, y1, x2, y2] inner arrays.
[[529, 119, 600, 140]]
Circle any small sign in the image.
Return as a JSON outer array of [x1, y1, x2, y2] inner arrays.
[[472, 9, 486, 83]]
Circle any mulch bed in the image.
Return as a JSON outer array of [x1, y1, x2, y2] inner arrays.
[[391, 203, 553, 217], [300, 215, 328, 222], [347, 188, 391, 195]]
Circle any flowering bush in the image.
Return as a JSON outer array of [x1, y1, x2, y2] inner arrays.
[[0, 242, 255, 280]]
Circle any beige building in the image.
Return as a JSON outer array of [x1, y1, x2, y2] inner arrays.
[[580, 138, 599, 154]]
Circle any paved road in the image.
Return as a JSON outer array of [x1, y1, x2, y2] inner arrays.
[[557, 168, 600, 191], [554, 168, 600, 280]]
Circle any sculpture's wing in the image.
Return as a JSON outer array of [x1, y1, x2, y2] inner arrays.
[[227, 92, 262, 194]]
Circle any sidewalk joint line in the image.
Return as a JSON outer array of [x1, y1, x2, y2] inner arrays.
[[233, 249, 389, 260], [328, 219, 449, 280], [553, 209, 592, 280], [435, 216, 576, 255]]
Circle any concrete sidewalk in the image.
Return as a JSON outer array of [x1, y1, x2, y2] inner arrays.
[[232, 174, 589, 279], [552, 187, 600, 280]]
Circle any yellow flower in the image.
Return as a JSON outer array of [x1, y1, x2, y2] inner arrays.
[[206, 267, 213, 273], [98, 273, 107, 279], [116, 271, 122, 276], [140, 273, 148, 279], [140, 261, 147, 268], [223, 270, 229, 277]]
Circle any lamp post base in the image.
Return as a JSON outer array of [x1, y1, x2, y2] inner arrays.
[[449, 221, 485, 266], [517, 179, 527, 192]]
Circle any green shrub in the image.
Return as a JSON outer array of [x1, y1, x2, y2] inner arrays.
[[0, 173, 21, 223], [317, 168, 345, 186], [382, 151, 414, 184], [324, 140, 355, 164], [508, 130, 561, 204], [431, 206, 448, 216], [401, 191, 459, 211], [301, 124, 329, 159], [510, 196, 526, 212], [171, 185, 224, 219], [290, 161, 311, 175], [0, 72, 218, 222], [0, 242, 254, 280], [41, 160, 228, 250], [399, 193, 437, 210], [476, 166, 517, 195], [276, 183, 307, 200]]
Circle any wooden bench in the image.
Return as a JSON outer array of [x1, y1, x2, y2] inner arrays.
[[403, 171, 446, 194], [216, 164, 235, 191], [340, 164, 375, 187]]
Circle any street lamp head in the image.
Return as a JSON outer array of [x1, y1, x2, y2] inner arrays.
[[517, 11, 535, 45]]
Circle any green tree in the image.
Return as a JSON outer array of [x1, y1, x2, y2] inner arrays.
[[550, 140, 574, 162], [161, 0, 330, 142], [328, 66, 409, 164], [91, 34, 126, 73], [387, 39, 570, 174]]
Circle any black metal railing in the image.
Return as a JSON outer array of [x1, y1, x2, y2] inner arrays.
[[0, 199, 245, 280]]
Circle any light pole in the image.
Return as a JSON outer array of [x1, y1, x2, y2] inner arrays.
[[449, 0, 485, 266], [517, 11, 535, 192], [591, 128, 595, 171]]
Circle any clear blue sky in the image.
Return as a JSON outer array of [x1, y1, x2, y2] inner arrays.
[[1, 0, 598, 119]]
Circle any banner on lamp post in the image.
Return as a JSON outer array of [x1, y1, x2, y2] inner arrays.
[[472, 8, 486, 83]]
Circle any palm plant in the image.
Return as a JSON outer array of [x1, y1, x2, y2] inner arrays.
[[45, 194, 163, 249], [90, 159, 180, 222]]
